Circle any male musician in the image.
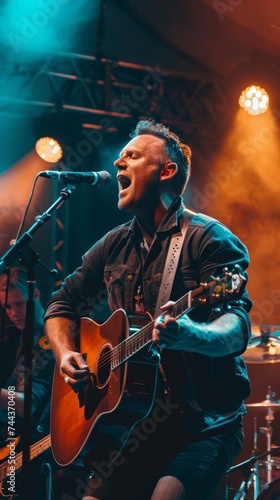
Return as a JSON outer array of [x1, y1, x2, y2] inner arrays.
[[44, 119, 252, 499]]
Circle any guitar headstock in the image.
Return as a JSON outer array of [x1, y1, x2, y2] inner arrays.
[[192, 265, 247, 308], [173, 265, 247, 317], [209, 265, 247, 304]]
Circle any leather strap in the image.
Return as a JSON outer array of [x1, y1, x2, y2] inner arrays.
[[154, 210, 194, 318]]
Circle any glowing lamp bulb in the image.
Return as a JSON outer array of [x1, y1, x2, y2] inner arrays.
[[35, 137, 63, 163]]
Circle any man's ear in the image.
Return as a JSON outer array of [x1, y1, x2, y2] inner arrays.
[[159, 162, 178, 180]]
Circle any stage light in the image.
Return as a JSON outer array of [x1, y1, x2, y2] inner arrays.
[[35, 137, 63, 163], [239, 85, 269, 115], [33, 112, 85, 167]]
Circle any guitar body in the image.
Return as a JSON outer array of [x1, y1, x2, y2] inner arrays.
[[50, 266, 246, 467], [50, 309, 160, 466]]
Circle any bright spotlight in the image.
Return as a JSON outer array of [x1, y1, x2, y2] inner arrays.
[[239, 85, 269, 115], [35, 137, 63, 163]]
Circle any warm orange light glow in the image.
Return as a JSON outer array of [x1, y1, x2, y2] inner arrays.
[[239, 85, 269, 115], [35, 137, 63, 163], [205, 106, 280, 326], [0, 149, 57, 260], [0, 150, 53, 205]]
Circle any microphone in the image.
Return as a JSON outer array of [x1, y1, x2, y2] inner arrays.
[[38, 170, 112, 187]]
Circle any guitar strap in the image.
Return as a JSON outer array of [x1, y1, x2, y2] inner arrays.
[[153, 209, 195, 396], [154, 209, 195, 319]]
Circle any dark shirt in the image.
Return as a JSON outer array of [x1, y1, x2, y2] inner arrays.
[[44, 197, 252, 434]]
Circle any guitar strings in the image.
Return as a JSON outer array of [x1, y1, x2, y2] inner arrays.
[[84, 280, 217, 374], [84, 277, 228, 373], [0, 435, 51, 477], [90, 269, 242, 374]]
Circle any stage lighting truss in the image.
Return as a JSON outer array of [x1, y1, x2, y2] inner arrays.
[[0, 51, 229, 143]]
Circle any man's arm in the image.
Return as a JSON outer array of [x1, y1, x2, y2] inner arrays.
[[45, 317, 89, 389], [153, 308, 247, 356]]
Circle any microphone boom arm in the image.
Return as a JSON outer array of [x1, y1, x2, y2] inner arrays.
[[0, 184, 76, 275]]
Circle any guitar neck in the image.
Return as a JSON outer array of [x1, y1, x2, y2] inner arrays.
[[0, 434, 51, 481], [111, 320, 154, 370], [110, 268, 245, 370], [110, 282, 211, 369]]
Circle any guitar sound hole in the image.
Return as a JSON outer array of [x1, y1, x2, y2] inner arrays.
[[97, 345, 112, 388]]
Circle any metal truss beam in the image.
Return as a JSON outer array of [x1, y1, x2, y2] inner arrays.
[[0, 50, 229, 140]]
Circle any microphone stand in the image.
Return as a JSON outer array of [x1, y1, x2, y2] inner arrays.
[[0, 184, 76, 275], [0, 184, 76, 499]]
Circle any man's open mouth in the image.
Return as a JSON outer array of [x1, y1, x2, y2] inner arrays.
[[117, 175, 131, 191]]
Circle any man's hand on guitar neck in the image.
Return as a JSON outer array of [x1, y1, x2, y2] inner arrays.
[[60, 351, 90, 390], [153, 301, 245, 356], [153, 300, 187, 350]]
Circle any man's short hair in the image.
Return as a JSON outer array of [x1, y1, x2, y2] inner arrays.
[[131, 118, 192, 194]]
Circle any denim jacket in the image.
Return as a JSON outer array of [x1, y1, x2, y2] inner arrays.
[[45, 197, 252, 433]]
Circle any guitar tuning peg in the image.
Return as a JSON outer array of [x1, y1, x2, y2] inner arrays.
[[213, 307, 221, 314], [234, 264, 241, 271]]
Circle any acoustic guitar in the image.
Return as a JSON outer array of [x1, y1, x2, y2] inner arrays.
[[50, 265, 246, 466]]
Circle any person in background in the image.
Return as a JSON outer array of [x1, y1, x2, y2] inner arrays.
[[44, 119, 252, 500], [0, 266, 55, 499]]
